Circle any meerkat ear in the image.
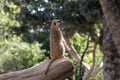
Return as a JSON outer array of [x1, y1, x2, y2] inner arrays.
[[54, 22, 56, 25]]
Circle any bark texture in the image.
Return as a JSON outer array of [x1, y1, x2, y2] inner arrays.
[[0, 57, 74, 80], [99, 0, 120, 80]]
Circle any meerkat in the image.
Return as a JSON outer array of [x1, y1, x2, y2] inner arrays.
[[45, 19, 65, 75]]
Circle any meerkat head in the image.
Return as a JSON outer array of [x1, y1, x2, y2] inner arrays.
[[51, 19, 64, 29]]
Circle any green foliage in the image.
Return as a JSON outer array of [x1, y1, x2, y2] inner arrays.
[[0, 0, 103, 79], [70, 33, 103, 80], [1, 0, 102, 40], [0, 36, 46, 72]]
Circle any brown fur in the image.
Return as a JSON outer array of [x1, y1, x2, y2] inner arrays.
[[45, 20, 65, 75]]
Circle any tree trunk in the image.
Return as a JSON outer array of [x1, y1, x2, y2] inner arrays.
[[99, 0, 120, 80], [0, 57, 74, 80]]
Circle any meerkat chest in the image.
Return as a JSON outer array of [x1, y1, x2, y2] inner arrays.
[[50, 30, 62, 43], [50, 30, 64, 51]]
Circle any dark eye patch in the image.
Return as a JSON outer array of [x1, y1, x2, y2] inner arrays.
[[57, 20, 61, 23]]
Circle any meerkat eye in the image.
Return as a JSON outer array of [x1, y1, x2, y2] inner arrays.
[[57, 20, 64, 24], [57, 20, 61, 23]]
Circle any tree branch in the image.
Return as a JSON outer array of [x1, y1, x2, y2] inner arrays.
[[63, 37, 89, 70], [83, 38, 98, 80], [0, 58, 74, 80], [79, 35, 90, 80], [91, 61, 103, 76]]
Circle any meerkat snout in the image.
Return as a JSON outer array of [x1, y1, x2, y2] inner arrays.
[[52, 19, 64, 25]]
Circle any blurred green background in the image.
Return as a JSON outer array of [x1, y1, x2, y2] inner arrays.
[[0, 0, 103, 79]]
